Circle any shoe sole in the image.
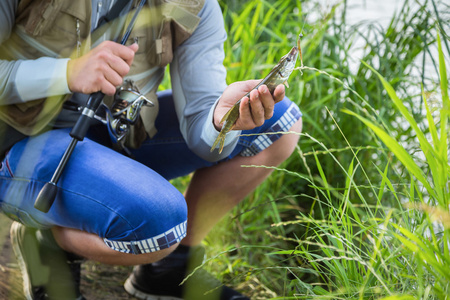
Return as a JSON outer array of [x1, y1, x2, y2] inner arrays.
[[10, 222, 34, 300], [124, 277, 183, 300]]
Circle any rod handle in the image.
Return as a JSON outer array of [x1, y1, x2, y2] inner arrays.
[[70, 113, 92, 141], [70, 91, 104, 140], [34, 182, 58, 213]]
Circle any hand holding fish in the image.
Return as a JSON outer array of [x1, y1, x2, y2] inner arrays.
[[210, 34, 302, 153], [213, 81, 285, 131]]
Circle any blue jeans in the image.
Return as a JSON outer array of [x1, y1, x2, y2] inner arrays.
[[0, 91, 301, 254]]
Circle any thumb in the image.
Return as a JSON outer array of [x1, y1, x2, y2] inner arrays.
[[128, 43, 139, 53]]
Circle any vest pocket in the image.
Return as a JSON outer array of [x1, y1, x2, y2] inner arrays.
[[43, 2, 89, 40], [143, 20, 173, 68], [23, 0, 62, 36], [21, 0, 89, 56]]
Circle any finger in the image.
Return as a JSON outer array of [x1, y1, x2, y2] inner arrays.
[[273, 84, 286, 103], [239, 96, 253, 128], [98, 77, 117, 95], [103, 41, 137, 66], [258, 85, 275, 119], [93, 48, 130, 78], [103, 66, 124, 89], [227, 80, 260, 102], [128, 43, 139, 53], [249, 89, 265, 127], [115, 44, 137, 66], [243, 79, 261, 88], [107, 54, 131, 77]]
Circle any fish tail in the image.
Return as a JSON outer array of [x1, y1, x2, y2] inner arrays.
[[211, 101, 240, 153], [218, 136, 225, 154], [210, 131, 225, 153]]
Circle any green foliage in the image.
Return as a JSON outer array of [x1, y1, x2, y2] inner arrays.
[[199, 0, 450, 299]]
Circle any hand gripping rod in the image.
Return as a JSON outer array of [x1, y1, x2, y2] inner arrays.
[[34, 0, 147, 212]]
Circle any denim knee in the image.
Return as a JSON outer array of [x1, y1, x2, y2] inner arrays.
[[100, 185, 188, 254]]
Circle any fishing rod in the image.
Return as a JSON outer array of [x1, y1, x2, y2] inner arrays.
[[34, 0, 147, 213]]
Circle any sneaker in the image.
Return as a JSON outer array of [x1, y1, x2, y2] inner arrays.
[[10, 221, 85, 300], [124, 245, 250, 300]]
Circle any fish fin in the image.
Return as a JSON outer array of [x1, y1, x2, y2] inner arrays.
[[284, 81, 290, 88]]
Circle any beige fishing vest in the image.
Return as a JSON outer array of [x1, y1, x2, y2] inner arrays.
[[0, 0, 204, 146]]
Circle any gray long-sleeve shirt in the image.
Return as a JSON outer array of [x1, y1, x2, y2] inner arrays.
[[0, 0, 240, 161]]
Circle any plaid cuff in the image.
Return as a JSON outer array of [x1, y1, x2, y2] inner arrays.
[[103, 220, 187, 254], [240, 103, 302, 157]]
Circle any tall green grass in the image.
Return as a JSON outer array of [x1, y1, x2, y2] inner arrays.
[[191, 0, 450, 299], [158, 0, 450, 298]]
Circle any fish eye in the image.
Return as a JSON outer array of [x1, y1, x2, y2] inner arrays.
[[286, 57, 291, 62]]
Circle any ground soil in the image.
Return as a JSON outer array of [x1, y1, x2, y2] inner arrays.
[[0, 215, 140, 300]]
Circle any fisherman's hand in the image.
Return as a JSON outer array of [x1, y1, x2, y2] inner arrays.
[[67, 41, 139, 95], [214, 80, 285, 131]]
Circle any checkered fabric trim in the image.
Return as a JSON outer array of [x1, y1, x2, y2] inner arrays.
[[240, 103, 301, 157], [103, 221, 187, 254]]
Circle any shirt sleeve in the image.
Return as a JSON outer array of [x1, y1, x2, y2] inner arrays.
[[170, 0, 240, 162], [0, 0, 71, 106]]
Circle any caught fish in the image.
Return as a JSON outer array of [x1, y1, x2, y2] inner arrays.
[[211, 34, 302, 153]]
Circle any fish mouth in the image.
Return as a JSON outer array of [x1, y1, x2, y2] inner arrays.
[[288, 46, 298, 56], [285, 33, 301, 66], [284, 46, 299, 71], [287, 46, 299, 61]]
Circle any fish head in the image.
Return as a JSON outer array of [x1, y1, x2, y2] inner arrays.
[[278, 46, 299, 77]]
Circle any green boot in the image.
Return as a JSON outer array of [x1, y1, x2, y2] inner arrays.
[[10, 221, 85, 300]]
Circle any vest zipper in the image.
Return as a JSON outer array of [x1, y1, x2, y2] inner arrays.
[[76, 18, 82, 57], [96, 1, 103, 27]]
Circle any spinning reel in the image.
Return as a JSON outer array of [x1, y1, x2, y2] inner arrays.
[[96, 80, 154, 145]]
